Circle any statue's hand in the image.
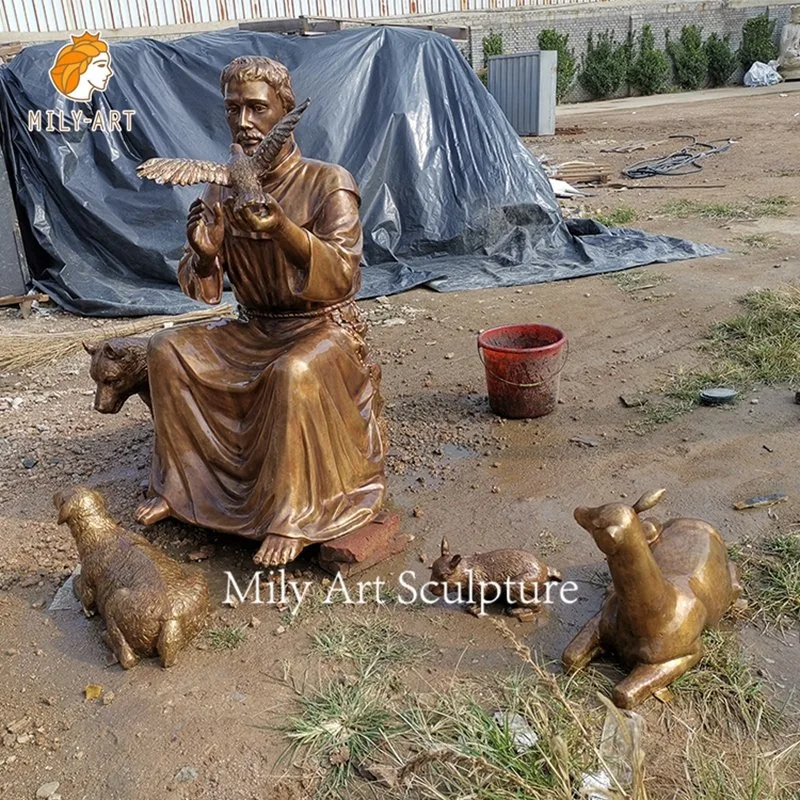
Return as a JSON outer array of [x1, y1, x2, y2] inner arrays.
[[225, 195, 286, 236], [187, 198, 224, 262]]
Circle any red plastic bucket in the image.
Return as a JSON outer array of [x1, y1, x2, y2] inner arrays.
[[477, 324, 568, 419]]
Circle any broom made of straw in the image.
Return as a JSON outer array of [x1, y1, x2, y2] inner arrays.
[[0, 304, 235, 372]]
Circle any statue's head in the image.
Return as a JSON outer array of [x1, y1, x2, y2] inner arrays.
[[220, 56, 296, 156], [50, 31, 113, 102], [53, 486, 108, 528]]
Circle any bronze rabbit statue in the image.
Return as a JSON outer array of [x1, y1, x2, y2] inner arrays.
[[429, 537, 562, 617]]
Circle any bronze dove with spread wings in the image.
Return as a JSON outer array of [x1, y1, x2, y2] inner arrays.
[[136, 98, 311, 210]]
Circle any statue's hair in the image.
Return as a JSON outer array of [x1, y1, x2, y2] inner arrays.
[[50, 31, 108, 95], [219, 56, 296, 112]]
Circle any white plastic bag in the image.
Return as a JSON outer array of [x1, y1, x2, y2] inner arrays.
[[743, 61, 784, 87], [579, 702, 646, 799], [492, 711, 539, 753]]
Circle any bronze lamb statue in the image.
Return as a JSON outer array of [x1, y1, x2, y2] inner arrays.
[[54, 487, 209, 669]]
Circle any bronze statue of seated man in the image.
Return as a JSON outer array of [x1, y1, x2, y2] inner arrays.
[[135, 56, 386, 567]]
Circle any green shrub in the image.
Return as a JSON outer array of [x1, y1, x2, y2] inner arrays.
[[482, 30, 503, 69], [580, 30, 628, 100], [538, 28, 577, 102], [705, 33, 737, 86], [738, 13, 778, 70], [628, 24, 671, 95], [667, 24, 708, 90]]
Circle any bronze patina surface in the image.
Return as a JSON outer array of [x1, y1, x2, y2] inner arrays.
[[135, 56, 385, 567], [429, 537, 562, 617], [84, 338, 151, 414], [137, 96, 310, 211], [563, 489, 743, 709], [55, 487, 209, 669]]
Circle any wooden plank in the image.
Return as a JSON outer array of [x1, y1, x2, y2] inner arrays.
[[0, 293, 49, 307], [0, 43, 23, 63], [238, 17, 304, 32]]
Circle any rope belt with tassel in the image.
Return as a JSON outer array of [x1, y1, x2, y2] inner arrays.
[[238, 298, 356, 321]]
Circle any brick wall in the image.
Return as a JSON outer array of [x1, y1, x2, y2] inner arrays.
[[352, 0, 795, 99]]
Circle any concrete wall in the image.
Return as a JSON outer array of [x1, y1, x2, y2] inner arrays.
[[353, 0, 796, 98]]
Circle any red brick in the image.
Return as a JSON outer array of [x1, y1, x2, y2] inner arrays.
[[319, 512, 400, 564], [318, 512, 411, 577]]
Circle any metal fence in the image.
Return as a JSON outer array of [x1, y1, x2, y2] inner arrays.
[[2, 0, 595, 34]]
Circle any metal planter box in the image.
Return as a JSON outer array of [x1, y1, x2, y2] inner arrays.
[[487, 51, 557, 137]]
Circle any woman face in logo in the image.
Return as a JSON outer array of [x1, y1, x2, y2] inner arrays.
[[83, 52, 113, 93]]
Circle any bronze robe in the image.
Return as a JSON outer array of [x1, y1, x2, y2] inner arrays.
[[147, 142, 385, 542]]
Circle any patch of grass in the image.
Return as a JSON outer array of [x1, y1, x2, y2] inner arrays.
[[392, 629, 625, 800], [731, 531, 800, 629], [662, 369, 736, 405], [278, 582, 331, 627], [735, 233, 780, 251], [628, 625, 793, 800], [629, 286, 800, 433], [284, 615, 800, 800], [595, 205, 638, 227], [206, 623, 248, 650], [284, 621, 627, 800], [677, 731, 800, 800], [283, 676, 394, 798], [748, 196, 792, 217], [662, 199, 737, 220], [671, 629, 780, 736], [709, 287, 800, 386], [627, 367, 743, 434], [280, 580, 401, 628], [661, 196, 791, 221], [394, 671, 599, 798], [606, 269, 672, 294], [311, 614, 431, 672]]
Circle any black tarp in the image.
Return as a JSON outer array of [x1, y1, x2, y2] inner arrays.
[[0, 27, 720, 316]]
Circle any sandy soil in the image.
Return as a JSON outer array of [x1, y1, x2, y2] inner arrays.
[[0, 88, 799, 799]]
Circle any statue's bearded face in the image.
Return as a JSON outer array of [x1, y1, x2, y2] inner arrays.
[[223, 80, 286, 156]]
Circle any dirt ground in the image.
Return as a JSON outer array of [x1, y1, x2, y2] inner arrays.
[[1, 86, 799, 799]]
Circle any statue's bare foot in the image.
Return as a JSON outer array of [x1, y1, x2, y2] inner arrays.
[[135, 497, 171, 526], [254, 535, 308, 567]]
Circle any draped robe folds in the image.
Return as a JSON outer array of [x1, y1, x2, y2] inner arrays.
[[146, 142, 386, 542]]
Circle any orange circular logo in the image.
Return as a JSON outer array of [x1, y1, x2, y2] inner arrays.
[[50, 31, 114, 102]]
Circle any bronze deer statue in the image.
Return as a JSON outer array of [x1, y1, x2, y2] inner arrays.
[[562, 488, 744, 709]]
